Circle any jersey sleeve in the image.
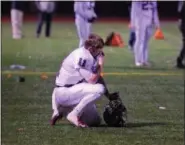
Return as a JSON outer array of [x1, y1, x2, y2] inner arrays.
[[74, 53, 94, 82], [74, 53, 87, 69]]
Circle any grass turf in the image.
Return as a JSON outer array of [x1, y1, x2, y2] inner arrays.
[[1, 21, 184, 145]]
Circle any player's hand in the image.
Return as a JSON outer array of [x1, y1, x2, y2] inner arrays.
[[88, 17, 96, 23], [98, 55, 104, 66], [87, 11, 97, 23], [98, 53, 105, 76]]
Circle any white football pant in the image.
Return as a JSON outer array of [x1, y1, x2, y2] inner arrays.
[[75, 16, 92, 47], [134, 20, 154, 65], [52, 83, 104, 126], [11, 9, 23, 39]]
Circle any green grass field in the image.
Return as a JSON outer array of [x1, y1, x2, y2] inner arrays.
[[1, 21, 184, 145]]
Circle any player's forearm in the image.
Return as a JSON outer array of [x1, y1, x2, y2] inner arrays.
[[89, 73, 100, 83], [97, 51, 105, 72], [98, 55, 104, 66], [96, 76, 110, 98], [98, 56, 104, 75], [88, 64, 101, 84]]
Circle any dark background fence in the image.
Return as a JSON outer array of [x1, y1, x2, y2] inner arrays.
[[1, 1, 179, 18]]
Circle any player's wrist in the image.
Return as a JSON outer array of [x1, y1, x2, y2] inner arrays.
[[104, 90, 110, 99]]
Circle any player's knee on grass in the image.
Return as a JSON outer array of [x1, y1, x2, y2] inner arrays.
[[80, 105, 101, 127]]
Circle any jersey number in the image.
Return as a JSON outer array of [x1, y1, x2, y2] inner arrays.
[[78, 58, 86, 67], [88, 2, 95, 9], [142, 2, 154, 11]]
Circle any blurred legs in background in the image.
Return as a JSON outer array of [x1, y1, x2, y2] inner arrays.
[[11, 9, 23, 39], [36, 12, 53, 38]]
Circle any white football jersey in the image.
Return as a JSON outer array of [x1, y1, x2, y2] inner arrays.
[[36, 0, 55, 13], [85, 1, 95, 9], [55, 47, 97, 86], [74, 1, 96, 19], [131, 1, 159, 27]]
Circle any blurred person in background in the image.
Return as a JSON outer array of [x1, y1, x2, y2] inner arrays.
[[11, 1, 24, 39], [128, 2, 136, 51], [35, 0, 55, 38], [176, 1, 185, 69], [74, 1, 97, 47], [130, 1, 160, 67]]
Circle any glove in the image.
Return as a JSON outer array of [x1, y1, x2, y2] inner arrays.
[[88, 17, 96, 23], [103, 92, 127, 127], [86, 10, 97, 23]]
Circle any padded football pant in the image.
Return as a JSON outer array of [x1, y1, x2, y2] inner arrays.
[[11, 9, 23, 39], [52, 83, 104, 126], [75, 15, 92, 47], [134, 22, 153, 64]]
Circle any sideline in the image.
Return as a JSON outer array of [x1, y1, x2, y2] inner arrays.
[[1, 71, 183, 76]]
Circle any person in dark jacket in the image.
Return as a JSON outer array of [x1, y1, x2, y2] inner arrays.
[[35, 0, 55, 38], [176, 1, 185, 68], [11, 1, 24, 39]]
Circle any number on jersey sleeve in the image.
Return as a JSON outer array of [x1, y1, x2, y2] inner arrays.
[[78, 58, 87, 68]]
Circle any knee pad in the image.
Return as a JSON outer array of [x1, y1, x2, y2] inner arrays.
[[80, 107, 102, 127]]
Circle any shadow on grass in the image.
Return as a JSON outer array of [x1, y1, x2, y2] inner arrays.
[[97, 122, 168, 128], [52, 121, 170, 129], [125, 122, 168, 128]]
